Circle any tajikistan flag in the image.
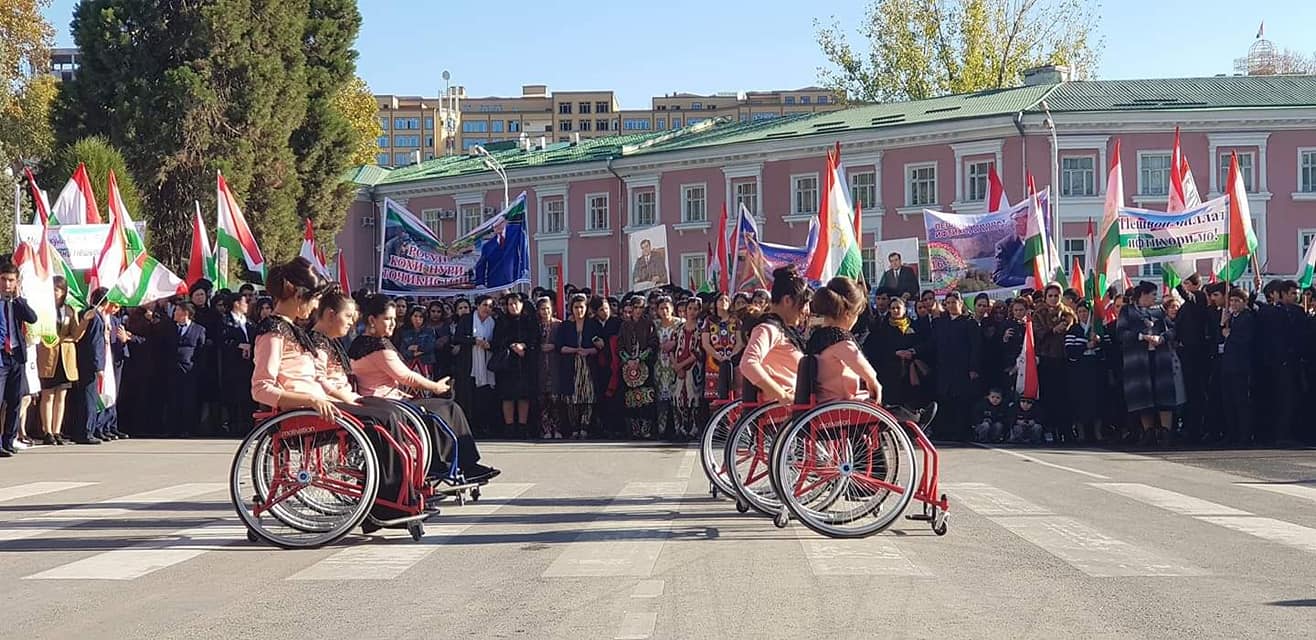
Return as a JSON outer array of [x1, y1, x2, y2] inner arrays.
[[1215, 152, 1258, 283], [107, 252, 187, 307], [1015, 315, 1039, 399], [216, 172, 266, 289], [1021, 189, 1049, 282], [804, 142, 862, 282], [50, 162, 102, 225]]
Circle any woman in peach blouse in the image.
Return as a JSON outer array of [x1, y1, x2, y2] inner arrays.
[[250, 258, 342, 418], [740, 266, 812, 403], [347, 294, 499, 484], [808, 277, 883, 404]]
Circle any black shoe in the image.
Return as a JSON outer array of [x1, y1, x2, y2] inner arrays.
[[109, 431, 129, 440], [465, 466, 501, 484], [76, 437, 103, 445], [0, 448, 11, 458], [42, 434, 57, 446], [1, 444, 16, 455]]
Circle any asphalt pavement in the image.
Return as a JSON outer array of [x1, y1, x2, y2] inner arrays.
[[0, 438, 1313, 640]]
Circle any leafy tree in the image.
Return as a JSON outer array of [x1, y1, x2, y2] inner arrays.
[[335, 76, 383, 167], [0, 0, 56, 252], [290, 0, 364, 257], [816, 0, 1102, 102], [52, 0, 362, 274], [47, 136, 143, 221]]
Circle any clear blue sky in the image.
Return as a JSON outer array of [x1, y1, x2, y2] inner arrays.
[[43, 0, 1314, 109]]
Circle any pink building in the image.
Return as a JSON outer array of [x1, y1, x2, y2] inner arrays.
[[340, 70, 1316, 293]]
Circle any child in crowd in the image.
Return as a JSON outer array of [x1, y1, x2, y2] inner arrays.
[[971, 388, 1010, 443], [1008, 397, 1045, 445]]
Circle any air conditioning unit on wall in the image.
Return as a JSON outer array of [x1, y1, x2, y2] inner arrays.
[[360, 215, 376, 228], [438, 209, 456, 220]]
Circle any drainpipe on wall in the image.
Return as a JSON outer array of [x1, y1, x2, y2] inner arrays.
[[606, 154, 626, 293], [1013, 111, 1027, 194]]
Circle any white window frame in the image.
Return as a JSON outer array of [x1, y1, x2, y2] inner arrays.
[[585, 193, 610, 232], [421, 208, 443, 240], [680, 252, 707, 291], [681, 183, 708, 223], [458, 203, 485, 237], [1137, 151, 1172, 197], [861, 247, 879, 285], [1298, 148, 1316, 195], [791, 173, 819, 215], [631, 190, 656, 227], [1138, 263, 1163, 278], [1061, 155, 1097, 197], [1298, 230, 1316, 267], [1063, 238, 1087, 273], [1219, 151, 1256, 193], [905, 162, 937, 207], [585, 258, 611, 292], [965, 160, 992, 202], [541, 198, 565, 235], [734, 180, 758, 216], [849, 171, 877, 210]]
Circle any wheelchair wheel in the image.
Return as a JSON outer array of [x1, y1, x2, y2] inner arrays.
[[700, 400, 742, 499], [770, 402, 917, 538], [391, 401, 434, 480], [231, 410, 380, 549], [723, 402, 792, 516]]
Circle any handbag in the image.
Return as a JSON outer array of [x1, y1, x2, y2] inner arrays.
[[487, 348, 513, 373]]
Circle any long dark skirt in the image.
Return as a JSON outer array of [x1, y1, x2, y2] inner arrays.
[[335, 399, 414, 521], [404, 396, 483, 476]]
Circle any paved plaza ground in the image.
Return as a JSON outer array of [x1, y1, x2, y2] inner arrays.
[[0, 440, 1313, 639]]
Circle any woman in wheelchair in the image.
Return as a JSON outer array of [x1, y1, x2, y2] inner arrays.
[[344, 294, 500, 485], [807, 277, 883, 404], [740, 266, 812, 403]]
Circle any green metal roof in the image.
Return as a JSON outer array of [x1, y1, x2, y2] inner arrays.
[[1036, 75, 1316, 112], [350, 75, 1316, 188]]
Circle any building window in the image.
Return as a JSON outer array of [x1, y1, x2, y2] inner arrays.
[[817, 95, 829, 104], [624, 119, 651, 131], [1064, 238, 1086, 272], [734, 180, 758, 216], [792, 175, 819, 215], [681, 253, 707, 290], [376, 153, 389, 166], [425, 136, 434, 147], [393, 117, 407, 129], [573, 102, 587, 115], [424, 117, 434, 130], [586, 259, 610, 292], [691, 102, 702, 110], [393, 152, 412, 165], [542, 199, 564, 235], [861, 248, 878, 284], [632, 191, 656, 227], [800, 96, 811, 104], [377, 135, 389, 148], [850, 171, 877, 209], [1139, 263, 1163, 278], [459, 204, 484, 237], [462, 121, 487, 133], [1300, 231, 1316, 263], [1219, 152, 1255, 193], [421, 208, 443, 240], [1061, 156, 1097, 197], [1139, 152, 1172, 196], [784, 96, 796, 105], [965, 161, 992, 202], [477, 104, 503, 113], [490, 121, 504, 133], [597, 119, 610, 132], [393, 135, 420, 147], [378, 116, 390, 130], [559, 103, 572, 115], [752, 112, 778, 121], [509, 121, 520, 133], [682, 185, 707, 223], [906, 163, 937, 207], [687, 118, 703, 127], [408, 118, 420, 129], [587, 194, 610, 231], [1302, 150, 1316, 193], [559, 121, 572, 132], [579, 120, 591, 132], [672, 118, 682, 128], [655, 118, 666, 130], [596, 102, 610, 113]]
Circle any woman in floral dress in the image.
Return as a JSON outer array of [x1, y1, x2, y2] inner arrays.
[[555, 294, 601, 439], [535, 297, 563, 438], [673, 297, 706, 440], [701, 293, 742, 401], [652, 296, 683, 440], [614, 296, 659, 439]]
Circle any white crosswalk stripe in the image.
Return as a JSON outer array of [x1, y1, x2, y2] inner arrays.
[[24, 522, 247, 581], [0, 483, 225, 544], [288, 482, 535, 581], [944, 482, 1206, 577], [797, 532, 929, 576], [542, 481, 689, 578], [1093, 482, 1316, 555], [1242, 482, 1316, 505], [0, 482, 98, 503]]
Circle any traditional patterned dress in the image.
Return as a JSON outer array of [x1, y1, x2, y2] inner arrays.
[[703, 315, 740, 400], [674, 323, 706, 439], [537, 318, 562, 438], [616, 318, 658, 439], [653, 317, 684, 439]]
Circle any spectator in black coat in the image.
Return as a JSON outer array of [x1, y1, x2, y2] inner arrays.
[[1219, 288, 1255, 445], [929, 292, 981, 441], [220, 292, 257, 436], [167, 302, 207, 437], [72, 287, 110, 445]]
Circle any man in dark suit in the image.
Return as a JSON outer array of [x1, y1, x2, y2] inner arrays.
[[220, 292, 256, 436], [474, 220, 527, 290], [877, 252, 920, 301], [73, 288, 110, 445], [168, 302, 207, 437], [0, 262, 39, 457], [1174, 274, 1210, 444], [993, 209, 1032, 287]]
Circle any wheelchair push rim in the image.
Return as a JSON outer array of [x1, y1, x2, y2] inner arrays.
[[701, 399, 742, 499], [724, 402, 793, 516]]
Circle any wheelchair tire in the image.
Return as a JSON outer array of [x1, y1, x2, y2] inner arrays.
[[723, 402, 793, 516], [231, 410, 380, 549], [700, 400, 742, 500], [770, 402, 917, 539]]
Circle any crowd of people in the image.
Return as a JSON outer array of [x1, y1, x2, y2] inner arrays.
[[1, 251, 1314, 460]]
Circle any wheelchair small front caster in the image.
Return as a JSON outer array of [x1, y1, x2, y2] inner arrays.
[[361, 519, 380, 535], [735, 499, 750, 514], [408, 522, 424, 542], [457, 491, 467, 506], [710, 484, 718, 499], [773, 512, 790, 529], [245, 528, 258, 543], [471, 487, 481, 502]]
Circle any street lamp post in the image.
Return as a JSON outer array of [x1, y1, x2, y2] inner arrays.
[[1041, 101, 1061, 263], [471, 145, 509, 210]]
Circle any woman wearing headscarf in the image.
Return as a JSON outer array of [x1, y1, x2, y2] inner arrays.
[[612, 295, 659, 439]]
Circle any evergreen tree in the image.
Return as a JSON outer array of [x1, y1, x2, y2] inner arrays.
[[47, 136, 143, 221]]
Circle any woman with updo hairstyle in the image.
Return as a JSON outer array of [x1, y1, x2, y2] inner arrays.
[[345, 293, 499, 483], [250, 257, 337, 419], [808, 276, 882, 403], [740, 266, 811, 403]]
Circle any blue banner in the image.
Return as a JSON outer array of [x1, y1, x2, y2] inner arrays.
[[378, 194, 529, 296]]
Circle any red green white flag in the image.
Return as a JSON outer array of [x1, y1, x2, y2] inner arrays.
[[1015, 315, 1039, 399], [1215, 152, 1258, 283], [1097, 140, 1126, 296], [804, 143, 863, 282], [215, 172, 266, 289], [50, 162, 102, 225]]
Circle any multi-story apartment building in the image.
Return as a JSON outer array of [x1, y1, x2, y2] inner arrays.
[[374, 84, 847, 166], [49, 47, 81, 82], [343, 69, 1316, 293]]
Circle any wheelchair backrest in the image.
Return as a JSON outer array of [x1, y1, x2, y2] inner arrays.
[[740, 377, 760, 403], [792, 355, 818, 407]]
